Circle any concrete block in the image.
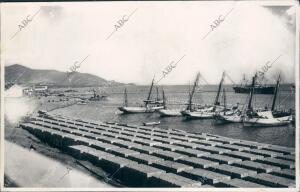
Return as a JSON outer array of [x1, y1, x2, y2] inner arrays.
[[128, 153, 165, 165], [234, 141, 268, 149], [100, 155, 137, 173], [262, 145, 295, 155], [270, 169, 295, 180], [119, 162, 165, 187], [200, 154, 242, 165], [275, 154, 295, 162], [135, 133, 153, 139], [149, 173, 201, 187], [175, 148, 210, 158], [131, 145, 162, 155], [195, 145, 231, 154], [108, 147, 140, 158], [217, 178, 267, 188], [188, 135, 215, 141], [209, 137, 240, 144], [178, 157, 219, 169], [152, 160, 193, 173], [216, 144, 250, 151], [255, 157, 295, 169], [223, 151, 264, 161], [152, 133, 169, 138], [174, 142, 198, 149], [119, 131, 136, 137], [245, 173, 295, 187], [233, 160, 281, 173], [113, 140, 141, 149], [90, 140, 120, 151], [192, 140, 223, 147], [244, 149, 284, 157], [154, 138, 182, 144], [210, 164, 257, 178], [153, 143, 185, 152], [153, 150, 187, 161], [180, 168, 231, 185], [169, 135, 190, 142], [134, 138, 162, 146]]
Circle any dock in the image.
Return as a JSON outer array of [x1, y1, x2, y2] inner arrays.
[[19, 112, 296, 188]]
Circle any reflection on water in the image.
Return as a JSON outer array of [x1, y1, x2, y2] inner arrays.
[[5, 141, 113, 188], [52, 85, 295, 147]]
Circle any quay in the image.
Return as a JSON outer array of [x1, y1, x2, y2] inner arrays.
[[19, 112, 296, 188]]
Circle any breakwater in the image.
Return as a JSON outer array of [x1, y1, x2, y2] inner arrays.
[[19, 112, 296, 188]]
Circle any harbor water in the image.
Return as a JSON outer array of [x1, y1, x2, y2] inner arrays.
[[51, 84, 295, 147]]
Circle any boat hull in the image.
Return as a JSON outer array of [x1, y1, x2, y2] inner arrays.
[[118, 106, 164, 113], [243, 116, 291, 127], [181, 110, 215, 119], [215, 114, 243, 123], [233, 86, 275, 94], [159, 109, 182, 117]]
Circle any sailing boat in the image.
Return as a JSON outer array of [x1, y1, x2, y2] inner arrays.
[[214, 88, 243, 123], [181, 72, 226, 119], [118, 78, 164, 113], [158, 89, 182, 117], [243, 74, 291, 127]]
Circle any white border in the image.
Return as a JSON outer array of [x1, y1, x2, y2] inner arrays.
[[0, 1, 299, 191]]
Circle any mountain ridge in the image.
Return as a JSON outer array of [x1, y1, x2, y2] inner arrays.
[[5, 64, 125, 87]]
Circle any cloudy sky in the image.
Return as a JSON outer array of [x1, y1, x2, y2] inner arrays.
[[1, 1, 296, 85]]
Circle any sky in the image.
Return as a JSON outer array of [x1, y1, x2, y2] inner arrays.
[[1, 1, 297, 85]]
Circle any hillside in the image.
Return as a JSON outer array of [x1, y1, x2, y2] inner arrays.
[[5, 64, 124, 87]]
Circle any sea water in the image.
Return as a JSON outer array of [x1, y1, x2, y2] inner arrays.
[[52, 85, 295, 147]]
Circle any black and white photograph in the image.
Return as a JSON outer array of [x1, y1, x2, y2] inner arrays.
[[1, 0, 299, 190]]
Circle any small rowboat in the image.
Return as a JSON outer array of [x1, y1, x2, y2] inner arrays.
[[143, 121, 160, 126]]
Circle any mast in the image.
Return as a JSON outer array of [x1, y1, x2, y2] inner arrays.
[[93, 89, 96, 98], [156, 87, 160, 101], [187, 82, 191, 110], [271, 75, 281, 111], [187, 72, 200, 110], [223, 88, 226, 108], [214, 72, 225, 106], [248, 74, 257, 110], [242, 74, 246, 85], [162, 89, 166, 109], [124, 88, 128, 107], [145, 77, 155, 106], [223, 88, 226, 114]]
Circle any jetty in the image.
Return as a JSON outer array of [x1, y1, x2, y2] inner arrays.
[[19, 112, 296, 188]]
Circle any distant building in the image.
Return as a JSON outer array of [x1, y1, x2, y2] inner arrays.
[[23, 87, 33, 96], [34, 85, 48, 93], [23, 85, 48, 96]]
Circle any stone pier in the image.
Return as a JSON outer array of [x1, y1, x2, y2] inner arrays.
[[19, 113, 296, 188]]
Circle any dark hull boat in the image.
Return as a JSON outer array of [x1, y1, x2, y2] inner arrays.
[[233, 86, 275, 94]]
